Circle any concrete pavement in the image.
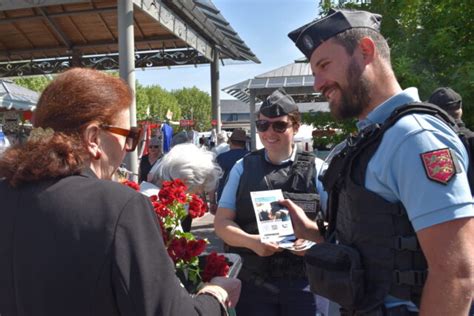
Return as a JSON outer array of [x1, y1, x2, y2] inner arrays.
[[191, 212, 224, 253]]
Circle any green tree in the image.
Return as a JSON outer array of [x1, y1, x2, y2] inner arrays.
[[171, 87, 212, 131], [321, 0, 474, 127], [13, 75, 53, 92], [135, 83, 181, 124]]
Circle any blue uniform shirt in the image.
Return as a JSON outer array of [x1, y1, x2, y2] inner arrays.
[[358, 88, 473, 232], [357, 87, 474, 310]]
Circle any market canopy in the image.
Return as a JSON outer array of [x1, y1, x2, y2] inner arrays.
[[0, 0, 259, 77], [0, 79, 39, 111], [223, 58, 317, 103]]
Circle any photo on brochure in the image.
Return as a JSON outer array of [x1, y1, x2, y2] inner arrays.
[[250, 189, 315, 251]]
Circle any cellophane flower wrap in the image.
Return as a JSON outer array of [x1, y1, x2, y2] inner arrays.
[[123, 179, 230, 291]]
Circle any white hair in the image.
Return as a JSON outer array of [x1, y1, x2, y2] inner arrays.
[[216, 131, 228, 144], [151, 143, 222, 193]]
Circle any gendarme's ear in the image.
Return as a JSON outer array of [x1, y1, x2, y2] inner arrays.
[[358, 37, 376, 64], [83, 123, 101, 158]]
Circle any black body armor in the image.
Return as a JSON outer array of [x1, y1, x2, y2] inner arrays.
[[306, 103, 467, 314], [227, 148, 319, 281]]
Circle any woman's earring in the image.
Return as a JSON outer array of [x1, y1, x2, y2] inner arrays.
[[94, 152, 101, 160]]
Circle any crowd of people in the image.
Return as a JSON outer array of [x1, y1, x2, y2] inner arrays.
[[1, 7, 473, 316]]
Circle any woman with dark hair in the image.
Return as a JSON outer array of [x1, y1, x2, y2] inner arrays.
[[138, 136, 163, 183], [0, 68, 239, 316], [214, 89, 326, 316]]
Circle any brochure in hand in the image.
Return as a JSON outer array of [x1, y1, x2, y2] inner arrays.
[[250, 189, 315, 251]]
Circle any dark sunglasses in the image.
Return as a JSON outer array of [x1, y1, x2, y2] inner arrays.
[[255, 120, 292, 133], [101, 125, 142, 152], [148, 145, 160, 149]]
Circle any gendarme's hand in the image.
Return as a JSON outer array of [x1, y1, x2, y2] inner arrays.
[[250, 235, 282, 257], [278, 199, 322, 243]]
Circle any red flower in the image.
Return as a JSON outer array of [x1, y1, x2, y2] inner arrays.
[[159, 179, 188, 205], [186, 239, 207, 258], [152, 201, 174, 218], [158, 187, 175, 206], [188, 194, 207, 218], [122, 180, 140, 191], [168, 237, 188, 263], [202, 252, 230, 282]]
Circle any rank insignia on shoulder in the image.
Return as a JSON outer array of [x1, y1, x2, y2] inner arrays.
[[420, 148, 459, 184]]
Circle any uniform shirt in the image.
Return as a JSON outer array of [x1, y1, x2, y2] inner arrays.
[[219, 146, 324, 210], [356, 87, 474, 310], [358, 87, 473, 232]]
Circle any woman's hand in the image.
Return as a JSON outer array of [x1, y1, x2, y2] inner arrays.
[[249, 235, 283, 257], [208, 276, 242, 308]]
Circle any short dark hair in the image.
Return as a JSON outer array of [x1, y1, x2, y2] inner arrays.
[[287, 110, 301, 127], [332, 28, 391, 63]]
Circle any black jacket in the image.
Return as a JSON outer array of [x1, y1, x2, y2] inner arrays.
[[0, 168, 222, 316]]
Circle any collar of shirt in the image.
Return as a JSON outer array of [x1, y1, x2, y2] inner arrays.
[[356, 87, 421, 131], [263, 144, 297, 165]]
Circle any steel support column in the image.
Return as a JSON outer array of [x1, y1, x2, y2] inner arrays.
[[249, 89, 256, 150], [118, 0, 138, 180], [211, 47, 220, 132]]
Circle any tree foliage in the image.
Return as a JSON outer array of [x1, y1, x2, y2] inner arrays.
[[13, 75, 212, 132], [135, 82, 181, 123], [135, 83, 212, 132], [319, 0, 474, 127], [13, 76, 53, 93], [171, 87, 212, 131]]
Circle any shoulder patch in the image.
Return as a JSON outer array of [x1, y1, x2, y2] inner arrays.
[[420, 148, 456, 184]]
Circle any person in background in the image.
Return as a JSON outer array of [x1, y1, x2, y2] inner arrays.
[[214, 89, 327, 316], [0, 68, 240, 316], [138, 136, 163, 183], [211, 129, 249, 214], [429, 87, 474, 193], [0, 124, 10, 155], [285, 8, 474, 315], [213, 131, 230, 156], [428, 86, 474, 150], [148, 143, 222, 232]]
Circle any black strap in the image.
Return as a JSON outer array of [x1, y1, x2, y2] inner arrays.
[[393, 270, 427, 286]]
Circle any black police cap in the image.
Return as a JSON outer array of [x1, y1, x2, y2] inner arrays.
[[288, 8, 382, 60], [428, 87, 462, 110], [259, 89, 298, 118]]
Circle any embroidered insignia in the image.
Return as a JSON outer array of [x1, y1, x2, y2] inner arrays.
[[420, 148, 456, 184]]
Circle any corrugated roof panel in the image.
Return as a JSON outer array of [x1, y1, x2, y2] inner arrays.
[[0, 80, 39, 111]]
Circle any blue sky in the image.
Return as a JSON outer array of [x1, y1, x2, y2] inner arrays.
[[135, 0, 320, 99]]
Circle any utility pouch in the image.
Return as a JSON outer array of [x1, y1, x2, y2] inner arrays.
[[283, 192, 320, 219], [304, 243, 365, 309]]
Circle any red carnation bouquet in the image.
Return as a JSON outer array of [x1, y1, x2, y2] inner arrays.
[[123, 179, 230, 291]]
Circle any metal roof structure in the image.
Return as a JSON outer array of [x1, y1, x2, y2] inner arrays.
[[220, 99, 329, 114], [223, 58, 318, 103], [0, 79, 39, 111], [222, 58, 331, 149], [0, 0, 260, 177], [0, 0, 260, 77]]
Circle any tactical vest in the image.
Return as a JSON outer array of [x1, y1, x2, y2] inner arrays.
[[310, 102, 466, 313], [227, 148, 318, 279]]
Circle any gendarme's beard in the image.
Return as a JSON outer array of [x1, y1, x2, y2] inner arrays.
[[330, 58, 372, 120]]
